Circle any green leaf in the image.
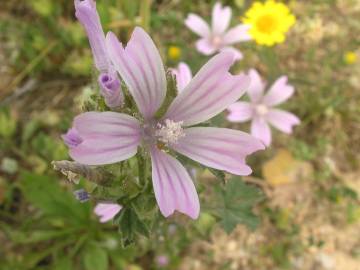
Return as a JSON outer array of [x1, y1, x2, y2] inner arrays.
[[83, 243, 109, 270], [0, 109, 17, 139], [20, 171, 91, 225], [54, 257, 72, 270], [115, 207, 152, 246], [212, 177, 264, 233]]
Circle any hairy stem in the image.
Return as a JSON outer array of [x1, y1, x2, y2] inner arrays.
[[52, 160, 114, 186]]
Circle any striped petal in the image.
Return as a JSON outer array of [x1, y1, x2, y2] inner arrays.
[[150, 147, 200, 219], [75, 0, 110, 72], [195, 38, 217, 55], [212, 2, 232, 35], [164, 52, 250, 126], [69, 112, 141, 165], [251, 117, 272, 146], [185, 13, 211, 38], [172, 127, 265, 176], [106, 28, 166, 119], [223, 24, 252, 45], [170, 62, 193, 92], [247, 69, 265, 103], [263, 76, 294, 106], [227, 101, 253, 122], [267, 109, 300, 134], [220, 46, 243, 61], [94, 203, 122, 223]]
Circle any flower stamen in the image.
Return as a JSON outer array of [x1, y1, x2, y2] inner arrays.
[[155, 119, 185, 145], [255, 104, 269, 116]]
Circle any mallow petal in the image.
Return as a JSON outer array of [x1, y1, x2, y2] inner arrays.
[[172, 127, 264, 176], [94, 203, 122, 223], [267, 109, 300, 134], [212, 2, 232, 35], [247, 69, 266, 103], [262, 76, 295, 106], [185, 13, 211, 38], [251, 117, 272, 146], [171, 62, 193, 92], [195, 38, 217, 55], [165, 52, 250, 126], [75, 0, 110, 72], [69, 112, 141, 165], [227, 101, 253, 122], [106, 28, 166, 119], [150, 147, 200, 219], [220, 46, 243, 61], [223, 24, 252, 45]]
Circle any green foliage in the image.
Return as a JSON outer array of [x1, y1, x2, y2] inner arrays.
[[20, 171, 91, 224], [0, 110, 17, 139], [211, 177, 265, 233], [83, 243, 109, 270]]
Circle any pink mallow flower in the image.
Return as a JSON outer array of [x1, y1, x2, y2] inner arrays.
[[75, 0, 123, 108], [227, 69, 300, 146], [62, 27, 264, 220], [170, 62, 193, 92], [185, 2, 251, 60], [94, 203, 122, 223]]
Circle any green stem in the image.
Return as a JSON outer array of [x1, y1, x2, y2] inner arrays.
[[140, 0, 152, 31], [137, 151, 147, 187]]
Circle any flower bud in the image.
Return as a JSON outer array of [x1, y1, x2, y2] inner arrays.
[[98, 73, 123, 109]]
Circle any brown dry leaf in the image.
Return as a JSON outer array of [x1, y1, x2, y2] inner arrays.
[[262, 149, 313, 187]]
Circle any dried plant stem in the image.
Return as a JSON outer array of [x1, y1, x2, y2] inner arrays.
[[51, 160, 114, 186]]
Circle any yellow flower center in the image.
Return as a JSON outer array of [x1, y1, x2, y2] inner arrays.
[[256, 14, 278, 34]]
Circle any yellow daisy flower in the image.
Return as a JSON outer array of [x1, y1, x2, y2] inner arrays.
[[344, 51, 357, 65], [168, 46, 181, 60], [243, 0, 296, 46]]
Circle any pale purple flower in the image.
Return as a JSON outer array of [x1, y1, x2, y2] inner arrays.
[[227, 69, 300, 146], [94, 202, 122, 223], [170, 62, 192, 92], [62, 128, 83, 148], [75, 0, 123, 108], [155, 255, 169, 267], [185, 2, 251, 60], [63, 27, 264, 219]]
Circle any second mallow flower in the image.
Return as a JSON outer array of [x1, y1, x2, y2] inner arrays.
[[63, 27, 264, 220], [227, 69, 300, 146], [185, 2, 251, 60]]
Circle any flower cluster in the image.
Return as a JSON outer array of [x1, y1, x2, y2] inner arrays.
[[227, 69, 300, 146], [61, 0, 300, 224], [64, 0, 265, 221]]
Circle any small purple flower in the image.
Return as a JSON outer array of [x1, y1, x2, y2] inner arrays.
[[74, 189, 90, 203], [227, 69, 300, 146], [94, 202, 122, 223], [63, 27, 264, 219], [170, 62, 192, 92], [155, 255, 169, 267], [75, 0, 123, 108], [61, 128, 83, 148], [185, 2, 251, 60]]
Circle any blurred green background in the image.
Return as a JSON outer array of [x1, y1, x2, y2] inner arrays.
[[0, 0, 360, 269]]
